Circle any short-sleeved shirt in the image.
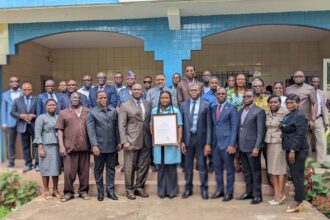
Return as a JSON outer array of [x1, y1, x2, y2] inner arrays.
[[286, 83, 316, 120], [55, 107, 90, 153]]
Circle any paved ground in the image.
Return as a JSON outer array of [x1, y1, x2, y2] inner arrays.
[[4, 194, 327, 220]]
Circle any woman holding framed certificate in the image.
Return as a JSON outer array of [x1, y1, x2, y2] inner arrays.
[[150, 91, 183, 199]]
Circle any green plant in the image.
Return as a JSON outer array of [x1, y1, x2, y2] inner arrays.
[[311, 195, 330, 218], [0, 171, 39, 209], [0, 206, 11, 218], [304, 157, 330, 218]]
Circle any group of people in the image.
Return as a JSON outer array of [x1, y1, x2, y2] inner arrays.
[[1, 66, 329, 214]]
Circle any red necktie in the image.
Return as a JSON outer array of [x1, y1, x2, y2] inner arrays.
[[216, 104, 222, 121]]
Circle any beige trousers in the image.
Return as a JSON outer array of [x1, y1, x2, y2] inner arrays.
[[312, 117, 326, 163]]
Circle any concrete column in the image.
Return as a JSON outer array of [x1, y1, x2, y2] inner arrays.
[[0, 24, 9, 65]]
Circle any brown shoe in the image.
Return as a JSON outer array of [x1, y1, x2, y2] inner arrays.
[[126, 191, 136, 200], [135, 189, 149, 198]]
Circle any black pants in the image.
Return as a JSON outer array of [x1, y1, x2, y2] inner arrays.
[[287, 149, 308, 203], [94, 152, 116, 195], [20, 124, 38, 167], [6, 127, 17, 166], [157, 164, 178, 197], [185, 133, 208, 192], [241, 151, 262, 197]]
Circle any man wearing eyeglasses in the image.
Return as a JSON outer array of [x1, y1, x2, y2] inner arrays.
[[142, 76, 152, 99], [1, 76, 22, 168], [286, 71, 318, 151], [78, 74, 94, 100]]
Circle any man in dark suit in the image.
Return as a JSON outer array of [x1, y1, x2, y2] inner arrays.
[[211, 87, 238, 202], [118, 83, 151, 200], [36, 79, 65, 116], [180, 83, 212, 200], [1, 76, 22, 168], [89, 72, 117, 108], [11, 82, 38, 172], [236, 90, 266, 204], [62, 80, 90, 108], [177, 65, 203, 106], [87, 91, 119, 201]]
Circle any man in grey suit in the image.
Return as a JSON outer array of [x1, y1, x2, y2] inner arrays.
[[87, 91, 119, 201], [119, 83, 152, 200], [146, 74, 177, 109], [311, 77, 329, 164], [236, 90, 266, 204], [180, 83, 212, 200], [11, 82, 38, 172]]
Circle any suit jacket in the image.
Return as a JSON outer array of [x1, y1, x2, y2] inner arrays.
[[238, 104, 266, 153], [180, 98, 212, 147], [177, 78, 203, 105], [118, 98, 151, 150], [62, 92, 90, 108], [281, 109, 308, 151], [36, 92, 66, 116], [1, 89, 22, 128], [317, 89, 329, 126], [146, 86, 178, 108], [89, 85, 117, 108], [212, 102, 239, 150], [11, 96, 37, 133], [87, 105, 119, 153]]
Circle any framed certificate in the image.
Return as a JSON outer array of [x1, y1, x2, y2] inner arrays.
[[152, 114, 178, 146]]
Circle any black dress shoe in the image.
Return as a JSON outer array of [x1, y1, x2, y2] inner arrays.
[[181, 190, 192, 199], [251, 197, 262, 204], [23, 166, 33, 173], [107, 191, 118, 200], [201, 191, 209, 200], [211, 191, 224, 199], [223, 194, 233, 202], [158, 194, 165, 199], [236, 193, 254, 200], [168, 194, 176, 199], [97, 194, 104, 201]]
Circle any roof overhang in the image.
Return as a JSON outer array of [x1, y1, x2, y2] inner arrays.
[[0, 0, 330, 24]]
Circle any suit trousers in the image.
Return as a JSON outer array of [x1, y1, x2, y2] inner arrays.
[[287, 149, 308, 203], [212, 147, 235, 195], [7, 127, 17, 166], [94, 152, 116, 195], [63, 151, 90, 195], [313, 117, 326, 163], [241, 151, 262, 197], [124, 147, 150, 192], [20, 124, 38, 167], [184, 133, 208, 192]]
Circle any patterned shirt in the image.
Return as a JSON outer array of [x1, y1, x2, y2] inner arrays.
[[254, 94, 270, 112]]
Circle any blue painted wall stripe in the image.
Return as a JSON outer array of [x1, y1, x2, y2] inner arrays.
[[0, 0, 118, 9], [6, 11, 330, 86]]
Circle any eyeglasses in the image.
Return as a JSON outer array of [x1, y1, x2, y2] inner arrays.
[[83, 79, 92, 82], [143, 81, 152, 84], [10, 80, 19, 83], [253, 85, 263, 88]]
